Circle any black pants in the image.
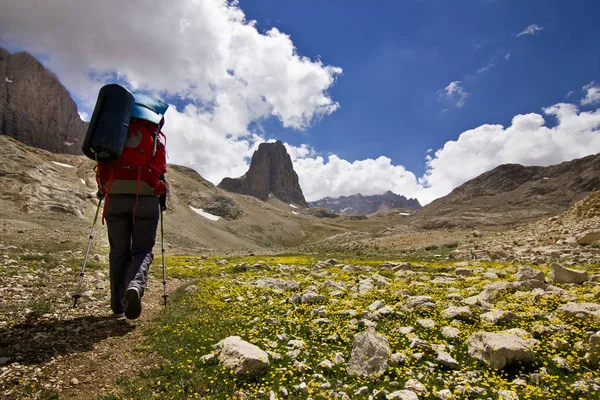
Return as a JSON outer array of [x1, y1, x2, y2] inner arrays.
[[105, 195, 159, 314]]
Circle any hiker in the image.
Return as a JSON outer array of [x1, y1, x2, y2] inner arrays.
[[88, 87, 169, 320]]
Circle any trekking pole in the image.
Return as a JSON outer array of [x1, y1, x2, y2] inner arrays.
[[160, 207, 168, 307], [73, 198, 103, 308]]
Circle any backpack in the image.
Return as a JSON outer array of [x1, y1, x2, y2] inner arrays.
[[96, 117, 167, 221]]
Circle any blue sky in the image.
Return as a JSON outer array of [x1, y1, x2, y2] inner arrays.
[[1, 0, 599, 203], [241, 0, 600, 176]]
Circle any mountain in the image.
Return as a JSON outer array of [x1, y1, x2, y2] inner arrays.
[[309, 191, 421, 215], [412, 153, 600, 229], [0, 47, 86, 154], [218, 141, 308, 207]]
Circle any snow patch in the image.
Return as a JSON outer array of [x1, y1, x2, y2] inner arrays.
[[80, 178, 86, 185], [292, 211, 299, 215], [52, 161, 75, 168], [289, 204, 298, 208], [190, 206, 220, 221], [5, 77, 12, 83], [64, 141, 74, 147], [398, 212, 410, 216]]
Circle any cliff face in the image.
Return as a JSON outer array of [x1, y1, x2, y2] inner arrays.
[[218, 141, 308, 207], [0, 47, 87, 154], [309, 191, 421, 215]]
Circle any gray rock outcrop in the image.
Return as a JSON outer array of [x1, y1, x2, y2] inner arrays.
[[0, 48, 86, 154], [218, 141, 308, 207], [550, 263, 588, 284]]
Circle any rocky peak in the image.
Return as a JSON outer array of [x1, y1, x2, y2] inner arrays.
[[309, 191, 422, 215], [0, 47, 86, 154], [218, 140, 308, 207]]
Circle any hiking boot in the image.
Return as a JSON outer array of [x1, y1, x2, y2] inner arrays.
[[111, 312, 124, 319], [124, 286, 142, 320]]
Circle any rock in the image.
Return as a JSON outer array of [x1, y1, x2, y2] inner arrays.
[[71, 378, 79, 385], [404, 378, 427, 395], [347, 329, 391, 377], [515, 266, 545, 282], [254, 278, 300, 291], [550, 263, 588, 284], [406, 295, 436, 309], [436, 351, 460, 370], [442, 306, 472, 320], [584, 331, 600, 365], [435, 389, 453, 399], [498, 390, 519, 400], [301, 290, 327, 304], [466, 329, 536, 369], [557, 303, 600, 319], [480, 310, 521, 325], [441, 326, 461, 339], [416, 319, 435, 329], [185, 285, 199, 293], [359, 279, 375, 294], [390, 352, 406, 365], [214, 336, 269, 376], [387, 390, 419, 400], [218, 141, 308, 206], [455, 267, 472, 276], [0, 357, 9, 365], [577, 231, 600, 245]]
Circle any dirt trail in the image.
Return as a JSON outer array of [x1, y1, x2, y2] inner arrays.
[[0, 257, 186, 399]]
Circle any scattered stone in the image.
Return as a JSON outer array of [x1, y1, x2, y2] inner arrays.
[[347, 329, 391, 377], [301, 290, 327, 304], [442, 306, 472, 320], [467, 329, 536, 369], [416, 319, 435, 329], [584, 331, 600, 365], [577, 231, 600, 246], [455, 267, 472, 276], [71, 378, 79, 385], [441, 326, 461, 339], [404, 379, 427, 395], [480, 310, 521, 325], [387, 390, 419, 400], [515, 265, 545, 282], [436, 351, 460, 370], [558, 303, 600, 319], [498, 390, 519, 400], [214, 336, 269, 376], [254, 278, 300, 291], [550, 263, 588, 284], [434, 389, 453, 399]]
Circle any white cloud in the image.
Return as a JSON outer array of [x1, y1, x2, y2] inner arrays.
[[78, 111, 90, 122], [0, 0, 342, 189], [581, 81, 600, 106], [515, 24, 544, 38], [290, 102, 600, 205], [438, 81, 469, 108], [504, 53, 511, 60]]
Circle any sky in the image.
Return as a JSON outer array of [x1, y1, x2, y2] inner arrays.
[[1, 0, 599, 205]]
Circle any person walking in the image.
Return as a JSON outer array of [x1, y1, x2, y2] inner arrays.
[[95, 95, 169, 320]]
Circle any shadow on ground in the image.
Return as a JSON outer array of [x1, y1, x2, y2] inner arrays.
[[0, 314, 135, 365]]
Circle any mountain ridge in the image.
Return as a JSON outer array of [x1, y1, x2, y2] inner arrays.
[[309, 190, 421, 215]]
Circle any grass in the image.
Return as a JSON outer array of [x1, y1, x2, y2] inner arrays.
[[103, 255, 600, 400]]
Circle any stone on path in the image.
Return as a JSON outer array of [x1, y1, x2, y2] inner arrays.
[[550, 263, 588, 284], [347, 329, 391, 377], [466, 329, 536, 369], [214, 336, 269, 376]]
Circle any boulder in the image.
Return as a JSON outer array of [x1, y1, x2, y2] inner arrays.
[[214, 336, 269, 376], [387, 390, 419, 400], [466, 329, 536, 369], [347, 329, 391, 377], [480, 310, 521, 325], [550, 263, 588, 284], [577, 231, 600, 246], [515, 266, 545, 282], [558, 303, 600, 319], [584, 332, 600, 365], [254, 278, 300, 291], [442, 306, 473, 320]]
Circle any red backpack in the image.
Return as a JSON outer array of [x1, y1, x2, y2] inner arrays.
[[96, 117, 167, 221]]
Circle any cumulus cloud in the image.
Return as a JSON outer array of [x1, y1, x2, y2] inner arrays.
[[515, 24, 544, 37], [437, 81, 469, 109], [581, 81, 600, 106], [289, 102, 600, 205]]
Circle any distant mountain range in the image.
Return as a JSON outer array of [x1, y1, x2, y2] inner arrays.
[[309, 191, 422, 215]]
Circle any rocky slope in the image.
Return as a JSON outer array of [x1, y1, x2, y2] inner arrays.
[[412, 153, 600, 229], [0, 48, 87, 155], [309, 191, 421, 215], [218, 141, 308, 207]]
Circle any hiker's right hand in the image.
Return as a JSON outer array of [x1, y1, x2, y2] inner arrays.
[[159, 193, 167, 211]]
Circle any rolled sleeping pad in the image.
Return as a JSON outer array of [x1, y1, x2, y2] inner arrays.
[[82, 84, 135, 162]]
